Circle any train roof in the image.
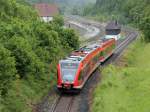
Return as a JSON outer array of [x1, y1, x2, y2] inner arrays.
[[60, 38, 113, 63]]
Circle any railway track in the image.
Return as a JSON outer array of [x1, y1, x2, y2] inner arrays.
[[51, 95, 75, 112]]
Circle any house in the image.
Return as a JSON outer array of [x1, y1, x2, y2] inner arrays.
[[34, 3, 59, 22], [105, 21, 121, 40]]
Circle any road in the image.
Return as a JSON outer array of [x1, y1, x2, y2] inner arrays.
[[64, 15, 106, 47], [35, 16, 138, 112], [67, 20, 100, 39]]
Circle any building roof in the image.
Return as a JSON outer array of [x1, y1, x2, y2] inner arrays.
[[34, 3, 59, 17], [105, 21, 121, 30]]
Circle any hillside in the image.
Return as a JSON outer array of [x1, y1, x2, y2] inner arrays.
[[25, 0, 96, 14], [86, 0, 150, 111], [0, 0, 79, 111], [26, 0, 95, 5], [92, 39, 150, 112]]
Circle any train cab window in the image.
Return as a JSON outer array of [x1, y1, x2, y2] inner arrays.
[[60, 62, 79, 82]]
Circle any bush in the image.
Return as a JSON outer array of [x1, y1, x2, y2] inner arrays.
[[0, 0, 80, 111], [6, 36, 45, 79], [53, 15, 64, 26], [0, 44, 16, 96], [60, 29, 79, 50]]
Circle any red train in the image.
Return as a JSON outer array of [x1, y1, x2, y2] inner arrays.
[[57, 38, 116, 90]]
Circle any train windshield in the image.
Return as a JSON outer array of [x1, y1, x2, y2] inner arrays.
[[60, 62, 79, 82]]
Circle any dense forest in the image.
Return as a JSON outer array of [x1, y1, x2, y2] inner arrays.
[[26, 0, 95, 5], [84, 0, 150, 41], [0, 0, 79, 112], [25, 0, 96, 14]]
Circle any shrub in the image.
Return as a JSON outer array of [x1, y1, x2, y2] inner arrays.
[[0, 44, 16, 96], [6, 36, 45, 79]]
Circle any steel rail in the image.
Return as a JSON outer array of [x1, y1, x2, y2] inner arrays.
[[50, 95, 74, 112], [50, 95, 62, 112], [66, 97, 74, 112], [115, 32, 138, 53]]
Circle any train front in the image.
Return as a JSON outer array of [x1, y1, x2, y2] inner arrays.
[[57, 61, 80, 90]]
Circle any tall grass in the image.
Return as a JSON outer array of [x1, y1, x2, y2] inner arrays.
[[92, 39, 150, 112]]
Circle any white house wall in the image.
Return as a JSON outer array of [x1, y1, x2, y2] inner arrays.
[[41, 16, 53, 22]]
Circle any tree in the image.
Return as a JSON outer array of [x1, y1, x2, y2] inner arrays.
[[71, 7, 80, 15], [139, 6, 150, 42], [6, 36, 45, 79], [53, 15, 64, 26], [0, 44, 16, 96], [0, 0, 80, 111], [60, 29, 79, 50]]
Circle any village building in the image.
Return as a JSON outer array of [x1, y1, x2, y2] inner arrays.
[[34, 3, 59, 22]]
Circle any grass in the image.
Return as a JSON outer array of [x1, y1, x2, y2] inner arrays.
[[92, 39, 150, 112]]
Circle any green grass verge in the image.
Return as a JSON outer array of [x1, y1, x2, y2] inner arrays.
[[92, 39, 150, 112]]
